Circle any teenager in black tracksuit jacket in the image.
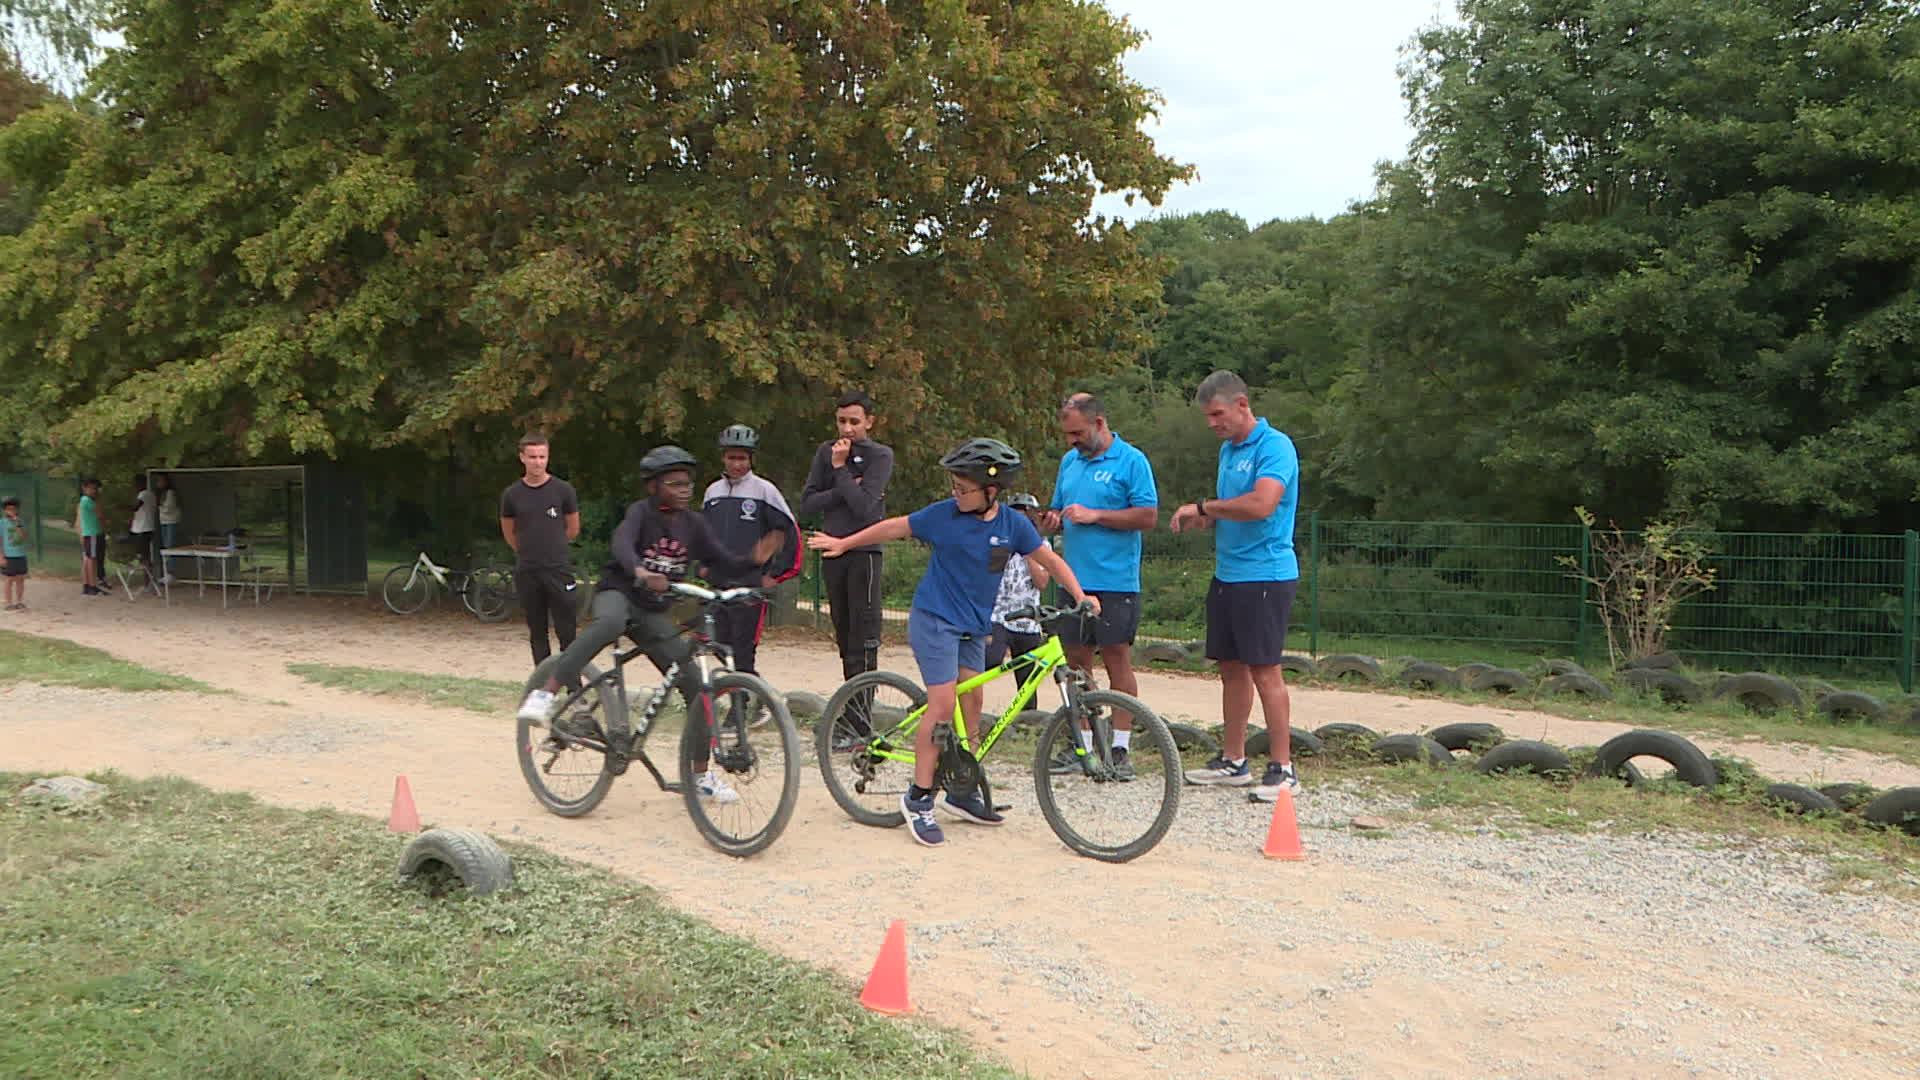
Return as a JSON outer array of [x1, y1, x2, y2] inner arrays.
[[799, 391, 893, 682], [701, 424, 803, 681]]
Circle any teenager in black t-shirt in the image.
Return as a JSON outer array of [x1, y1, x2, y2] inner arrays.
[[500, 432, 580, 665]]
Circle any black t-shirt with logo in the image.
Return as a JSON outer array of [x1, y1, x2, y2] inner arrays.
[[500, 477, 578, 570]]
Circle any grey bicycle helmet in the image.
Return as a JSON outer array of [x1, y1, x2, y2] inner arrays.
[[941, 437, 1023, 487], [638, 445, 699, 481], [1004, 492, 1041, 512], [718, 424, 760, 452]]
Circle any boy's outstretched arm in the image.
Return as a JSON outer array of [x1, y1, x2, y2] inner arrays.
[[807, 516, 912, 558]]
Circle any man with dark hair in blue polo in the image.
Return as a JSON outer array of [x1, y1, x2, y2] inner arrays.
[[1040, 391, 1158, 780]]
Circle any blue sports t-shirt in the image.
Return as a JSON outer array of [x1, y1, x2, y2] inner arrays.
[[1214, 419, 1300, 583], [1049, 433, 1157, 593], [2, 515, 26, 558], [908, 500, 1043, 635]]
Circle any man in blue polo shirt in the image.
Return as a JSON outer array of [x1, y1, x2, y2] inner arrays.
[[1041, 392, 1158, 779], [1170, 370, 1302, 804]]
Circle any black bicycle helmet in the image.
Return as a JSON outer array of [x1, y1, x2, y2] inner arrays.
[[718, 424, 759, 452], [638, 445, 699, 481], [941, 437, 1023, 487], [1004, 492, 1041, 512]]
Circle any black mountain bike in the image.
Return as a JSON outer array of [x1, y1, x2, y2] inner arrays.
[[516, 582, 800, 857]]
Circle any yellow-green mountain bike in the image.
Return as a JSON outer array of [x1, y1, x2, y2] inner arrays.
[[815, 602, 1180, 862]]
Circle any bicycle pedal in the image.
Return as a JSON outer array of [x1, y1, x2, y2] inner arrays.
[[605, 749, 630, 777]]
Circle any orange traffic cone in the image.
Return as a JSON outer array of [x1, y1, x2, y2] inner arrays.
[[387, 775, 421, 833], [1261, 787, 1305, 861], [859, 920, 911, 1015]]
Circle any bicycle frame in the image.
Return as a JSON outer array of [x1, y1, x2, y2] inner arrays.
[[861, 634, 1084, 768], [556, 586, 744, 791], [413, 552, 451, 588]]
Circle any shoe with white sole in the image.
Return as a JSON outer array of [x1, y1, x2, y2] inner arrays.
[[517, 688, 557, 724]]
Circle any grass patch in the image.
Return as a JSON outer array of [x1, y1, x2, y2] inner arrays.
[[0, 771, 1015, 1079], [287, 662, 523, 716], [0, 630, 215, 693]]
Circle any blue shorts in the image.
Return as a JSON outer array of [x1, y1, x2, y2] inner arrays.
[[907, 608, 986, 686]]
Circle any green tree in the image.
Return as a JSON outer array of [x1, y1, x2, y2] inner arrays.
[[0, 0, 1188, 500], [1340, 0, 1920, 530]]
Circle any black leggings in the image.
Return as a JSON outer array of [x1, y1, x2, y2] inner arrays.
[[548, 589, 700, 723]]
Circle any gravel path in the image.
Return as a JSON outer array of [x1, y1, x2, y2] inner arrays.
[[4, 595, 1919, 1078]]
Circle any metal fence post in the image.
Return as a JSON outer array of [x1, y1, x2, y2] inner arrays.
[[1575, 525, 1592, 661], [1903, 530, 1917, 693], [811, 550, 823, 631], [1307, 511, 1321, 656]]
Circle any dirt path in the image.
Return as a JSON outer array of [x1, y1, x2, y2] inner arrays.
[[4, 591, 1918, 1078]]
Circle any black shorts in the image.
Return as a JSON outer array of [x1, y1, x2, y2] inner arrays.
[[1057, 591, 1140, 649], [1205, 579, 1296, 667], [2, 556, 25, 577]]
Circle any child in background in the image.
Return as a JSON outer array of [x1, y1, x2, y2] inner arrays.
[[2, 496, 28, 610], [77, 477, 104, 596], [984, 493, 1051, 677]]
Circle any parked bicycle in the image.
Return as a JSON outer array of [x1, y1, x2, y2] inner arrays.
[[381, 551, 514, 621], [515, 582, 801, 858], [816, 600, 1181, 862]]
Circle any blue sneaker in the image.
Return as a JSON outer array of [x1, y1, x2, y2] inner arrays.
[[900, 791, 946, 846], [941, 789, 1005, 826]]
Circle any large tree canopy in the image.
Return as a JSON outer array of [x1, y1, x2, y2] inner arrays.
[[0, 0, 1188, 486], [1133, 0, 1920, 532]]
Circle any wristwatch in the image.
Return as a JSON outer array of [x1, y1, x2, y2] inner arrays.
[[1195, 499, 1208, 518]]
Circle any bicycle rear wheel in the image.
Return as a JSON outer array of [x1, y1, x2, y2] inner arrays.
[[516, 659, 620, 817], [466, 564, 515, 622], [678, 672, 800, 857], [816, 671, 925, 828], [382, 564, 431, 615], [1032, 690, 1180, 863]]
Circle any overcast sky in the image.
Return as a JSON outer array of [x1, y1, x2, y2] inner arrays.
[[1093, 0, 1456, 227]]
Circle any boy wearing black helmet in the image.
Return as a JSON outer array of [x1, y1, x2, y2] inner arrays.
[[701, 424, 803, 697], [519, 446, 783, 800], [809, 439, 1098, 848]]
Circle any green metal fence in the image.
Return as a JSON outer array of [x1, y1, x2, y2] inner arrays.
[[795, 517, 1920, 691], [0, 472, 50, 560]]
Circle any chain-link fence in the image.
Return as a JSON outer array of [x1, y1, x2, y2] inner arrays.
[[792, 516, 1920, 690]]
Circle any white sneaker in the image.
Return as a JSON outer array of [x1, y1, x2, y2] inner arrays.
[[697, 769, 740, 804], [517, 688, 557, 723]]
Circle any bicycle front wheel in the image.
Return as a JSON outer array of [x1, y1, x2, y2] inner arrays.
[[517, 659, 620, 817], [382, 564, 431, 615], [679, 672, 800, 858], [1032, 690, 1180, 863], [816, 670, 926, 828]]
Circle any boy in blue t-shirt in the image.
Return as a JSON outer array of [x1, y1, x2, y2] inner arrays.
[[809, 438, 1097, 848]]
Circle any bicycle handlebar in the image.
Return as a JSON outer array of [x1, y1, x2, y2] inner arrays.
[[668, 582, 768, 606], [1002, 599, 1098, 626]]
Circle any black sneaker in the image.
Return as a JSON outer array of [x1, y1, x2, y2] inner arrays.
[[1110, 747, 1136, 782], [1250, 760, 1301, 803]]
